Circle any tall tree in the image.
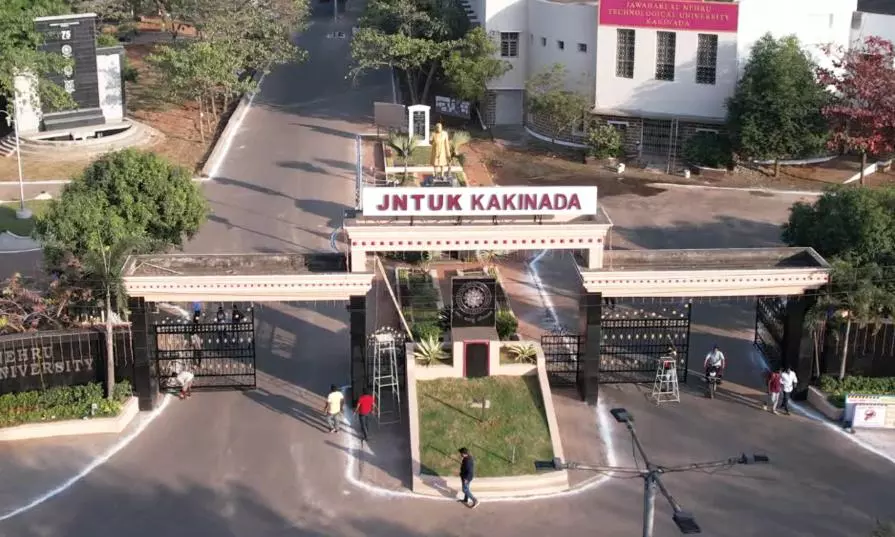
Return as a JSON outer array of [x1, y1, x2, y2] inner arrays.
[[0, 0, 75, 110], [726, 34, 830, 176], [441, 27, 511, 103], [35, 149, 208, 261], [817, 37, 895, 185], [525, 64, 591, 143]]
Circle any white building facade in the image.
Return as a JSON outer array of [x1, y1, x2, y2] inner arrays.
[[475, 0, 876, 163]]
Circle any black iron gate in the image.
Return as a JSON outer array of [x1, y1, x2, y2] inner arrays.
[[754, 296, 785, 370], [153, 307, 257, 390], [541, 330, 584, 387], [599, 303, 692, 383]]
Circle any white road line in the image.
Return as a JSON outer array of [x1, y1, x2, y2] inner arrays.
[[0, 394, 173, 522], [647, 182, 823, 196], [207, 73, 267, 180]]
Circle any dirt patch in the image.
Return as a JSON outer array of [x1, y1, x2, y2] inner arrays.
[[763, 156, 862, 184]]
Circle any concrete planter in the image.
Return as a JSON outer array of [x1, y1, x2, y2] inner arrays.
[[691, 165, 729, 180], [807, 386, 843, 422], [0, 397, 140, 442]]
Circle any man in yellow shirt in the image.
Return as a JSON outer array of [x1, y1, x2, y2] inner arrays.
[[323, 384, 345, 433]]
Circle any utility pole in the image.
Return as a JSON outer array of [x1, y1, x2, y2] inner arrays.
[[1, 105, 32, 220], [537, 407, 769, 536]]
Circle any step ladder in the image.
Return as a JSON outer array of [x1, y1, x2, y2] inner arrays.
[[651, 358, 680, 404]]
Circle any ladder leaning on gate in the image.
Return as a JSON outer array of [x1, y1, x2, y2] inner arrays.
[[651, 356, 680, 405]]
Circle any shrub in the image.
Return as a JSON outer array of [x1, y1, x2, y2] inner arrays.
[[414, 337, 447, 366], [96, 33, 119, 48], [586, 124, 623, 159], [438, 306, 452, 332], [506, 342, 537, 363], [412, 321, 442, 342], [683, 131, 733, 169], [818, 375, 895, 408], [496, 309, 518, 340], [116, 22, 138, 42], [0, 381, 132, 428]]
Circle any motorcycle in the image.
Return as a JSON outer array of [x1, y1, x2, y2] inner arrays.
[[705, 365, 722, 399]]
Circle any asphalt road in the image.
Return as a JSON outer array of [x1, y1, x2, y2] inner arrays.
[[2, 2, 895, 537]]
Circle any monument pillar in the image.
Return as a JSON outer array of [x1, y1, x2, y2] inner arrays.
[[578, 290, 603, 404], [348, 295, 367, 405], [782, 294, 815, 400], [128, 297, 160, 411], [407, 104, 431, 145]]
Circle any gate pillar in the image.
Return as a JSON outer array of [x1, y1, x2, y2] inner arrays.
[[579, 290, 603, 405], [348, 295, 367, 405], [782, 294, 815, 400], [128, 297, 160, 411]]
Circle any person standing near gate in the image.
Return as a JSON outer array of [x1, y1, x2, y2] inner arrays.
[[323, 384, 344, 433], [458, 448, 478, 508], [780, 366, 798, 415], [355, 390, 375, 442], [764, 368, 782, 414]]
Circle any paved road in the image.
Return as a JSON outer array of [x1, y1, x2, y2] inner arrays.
[[3, 3, 895, 537]]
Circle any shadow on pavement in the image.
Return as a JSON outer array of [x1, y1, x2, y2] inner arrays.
[[293, 123, 357, 140], [294, 198, 349, 229], [615, 215, 782, 250], [277, 161, 330, 175], [245, 388, 332, 433], [212, 176, 294, 200]]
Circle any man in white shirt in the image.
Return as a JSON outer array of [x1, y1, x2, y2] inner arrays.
[[323, 384, 345, 433], [779, 366, 798, 415], [704, 345, 726, 381]]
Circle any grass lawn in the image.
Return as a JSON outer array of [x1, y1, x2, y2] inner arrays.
[[417, 376, 554, 477], [0, 200, 50, 236]]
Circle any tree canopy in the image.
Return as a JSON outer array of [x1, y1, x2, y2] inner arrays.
[[0, 0, 74, 109], [782, 187, 895, 322], [35, 149, 208, 261], [441, 27, 511, 103], [525, 64, 591, 143], [726, 34, 829, 172], [818, 36, 895, 183]]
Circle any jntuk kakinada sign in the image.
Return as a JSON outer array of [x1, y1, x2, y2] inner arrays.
[[361, 187, 599, 217], [599, 0, 739, 33]]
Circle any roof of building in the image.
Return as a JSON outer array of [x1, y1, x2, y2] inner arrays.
[[858, 0, 895, 15], [123, 253, 347, 277], [594, 247, 830, 272]]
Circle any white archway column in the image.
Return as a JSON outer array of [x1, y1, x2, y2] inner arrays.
[[586, 244, 604, 269], [351, 249, 368, 273]]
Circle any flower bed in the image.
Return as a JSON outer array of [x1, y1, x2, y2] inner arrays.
[[0, 381, 133, 428], [818, 375, 895, 408], [397, 268, 443, 341]]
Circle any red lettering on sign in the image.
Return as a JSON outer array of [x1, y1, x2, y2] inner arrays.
[[471, 194, 484, 210]]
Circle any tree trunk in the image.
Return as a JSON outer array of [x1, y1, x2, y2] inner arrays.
[[197, 96, 206, 143], [773, 158, 780, 177], [105, 296, 116, 400], [859, 151, 867, 186], [420, 61, 438, 107], [838, 318, 852, 381], [403, 71, 418, 104]]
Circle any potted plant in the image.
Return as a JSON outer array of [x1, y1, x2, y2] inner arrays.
[[414, 336, 447, 366], [505, 342, 537, 363]]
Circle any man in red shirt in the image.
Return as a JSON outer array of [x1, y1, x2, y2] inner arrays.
[[355, 390, 375, 441], [765, 368, 782, 414]]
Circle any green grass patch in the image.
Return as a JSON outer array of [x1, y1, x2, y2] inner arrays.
[[0, 200, 50, 236], [417, 376, 553, 477], [0, 381, 133, 428]]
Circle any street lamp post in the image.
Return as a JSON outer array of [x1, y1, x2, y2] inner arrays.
[[536, 407, 770, 537], [1, 105, 32, 220]]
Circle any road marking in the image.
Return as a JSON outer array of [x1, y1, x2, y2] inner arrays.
[[647, 182, 823, 197], [0, 395, 173, 522], [207, 73, 267, 180]]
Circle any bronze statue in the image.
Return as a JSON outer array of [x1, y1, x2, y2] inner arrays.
[[429, 122, 451, 177]]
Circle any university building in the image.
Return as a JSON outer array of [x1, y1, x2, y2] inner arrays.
[[464, 0, 894, 165]]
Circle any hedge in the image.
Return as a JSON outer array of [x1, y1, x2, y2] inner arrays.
[[818, 376, 895, 408], [0, 381, 133, 428]]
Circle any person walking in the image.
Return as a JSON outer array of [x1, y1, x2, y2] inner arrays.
[[764, 368, 782, 414], [354, 390, 375, 442], [780, 366, 798, 415], [458, 447, 479, 509], [323, 384, 344, 433]]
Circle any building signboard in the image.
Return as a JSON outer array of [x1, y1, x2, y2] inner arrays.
[[598, 0, 739, 33], [361, 186, 599, 217], [35, 13, 101, 113], [451, 277, 497, 328], [845, 394, 895, 429]]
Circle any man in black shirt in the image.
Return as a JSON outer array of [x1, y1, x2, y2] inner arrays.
[[458, 447, 478, 508]]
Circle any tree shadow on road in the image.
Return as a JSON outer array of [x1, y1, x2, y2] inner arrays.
[[613, 216, 783, 250], [277, 161, 330, 175]]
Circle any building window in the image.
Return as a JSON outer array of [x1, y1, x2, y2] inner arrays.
[[578, 43, 587, 53], [541, 37, 546, 47], [655, 31, 676, 81], [500, 32, 519, 58], [558, 40, 565, 50], [696, 34, 718, 85], [616, 29, 635, 79]]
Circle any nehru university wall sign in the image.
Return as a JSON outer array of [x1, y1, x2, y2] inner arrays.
[[361, 186, 599, 217]]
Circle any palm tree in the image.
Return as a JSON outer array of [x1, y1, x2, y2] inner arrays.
[[81, 236, 152, 399], [446, 130, 471, 178], [387, 132, 419, 181]]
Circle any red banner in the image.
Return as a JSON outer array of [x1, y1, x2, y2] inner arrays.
[[599, 0, 739, 33]]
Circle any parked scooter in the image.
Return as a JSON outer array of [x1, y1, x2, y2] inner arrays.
[[705, 365, 722, 399]]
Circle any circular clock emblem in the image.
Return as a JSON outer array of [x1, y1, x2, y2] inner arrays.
[[455, 281, 492, 316]]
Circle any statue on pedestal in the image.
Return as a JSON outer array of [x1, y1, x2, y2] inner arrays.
[[429, 122, 451, 178]]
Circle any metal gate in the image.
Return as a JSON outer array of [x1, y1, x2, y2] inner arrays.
[[153, 308, 257, 390], [754, 296, 785, 370], [541, 330, 584, 387], [600, 304, 692, 383]]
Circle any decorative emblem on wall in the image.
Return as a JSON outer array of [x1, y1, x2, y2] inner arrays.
[[451, 277, 497, 328]]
